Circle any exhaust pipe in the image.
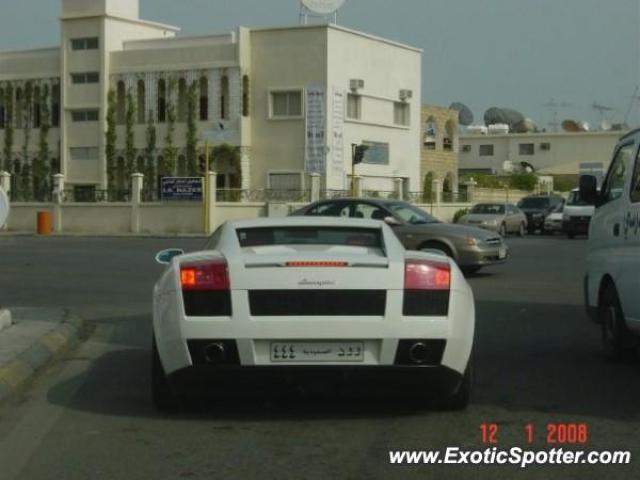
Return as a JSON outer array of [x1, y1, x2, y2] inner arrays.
[[204, 342, 226, 364], [408, 342, 429, 364]]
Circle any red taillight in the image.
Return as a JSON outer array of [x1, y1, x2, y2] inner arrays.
[[404, 259, 451, 291], [180, 260, 230, 291]]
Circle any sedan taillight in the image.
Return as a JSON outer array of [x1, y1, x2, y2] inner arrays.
[[180, 260, 230, 291], [404, 259, 451, 291]]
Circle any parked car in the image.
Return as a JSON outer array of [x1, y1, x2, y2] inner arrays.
[[152, 217, 476, 410], [291, 198, 508, 274], [582, 129, 640, 360], [543, 202, 565, 234], [563, 188, 598, 239], [517, 194, 565, 234], [458, 202, 527, 237]]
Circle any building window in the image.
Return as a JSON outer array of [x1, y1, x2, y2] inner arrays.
[[479, 145, 494, 156], [71, 72, 99, 84], [116, 81, 126, 124], [157, 79, 166, 123], [71, 37, 99, 51], [346, 93, 361, 120], [137, 80, 145, 124], [462, 145, 471, 152], [177, 78, 187, 122], [220, 75, 229, 120], [424, 116, 437, 150], [270, 90, 302, 118], [52, 84, 60, 127], [362, 141, 389, 165], [71, 110, 99, 122], [443, 119, 455, 151], [540, 142, 551, 151], [199, 76, 209, 121], [393, 102, 410, 126], [519, 143, 535, 155], [242, 75, 250, 117], [33, 86, 41, 128], [70, 147, 99, 161]]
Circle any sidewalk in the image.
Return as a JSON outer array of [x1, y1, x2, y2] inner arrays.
[[0, 308, 85, 402]]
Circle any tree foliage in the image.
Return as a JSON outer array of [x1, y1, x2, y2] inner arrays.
[[125, 90, 136, 177], [145, 109, 157, 191], [161, 78, 178, 177], [106, 89, 117, 191], [185, 81, 199, 176], [2, 84, 14, 173], [422, 172, 434, 203], [34, 85, 51, 200]]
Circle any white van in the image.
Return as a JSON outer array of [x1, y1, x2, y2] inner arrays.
[[582, 128, 640, 359], [563, 188, 596, 239]]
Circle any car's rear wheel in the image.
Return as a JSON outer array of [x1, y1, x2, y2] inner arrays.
[[151, 336, 180, 412], [517, 223, 526, 237], [440, 361, 472, 410], [599, 284, 638, 361]]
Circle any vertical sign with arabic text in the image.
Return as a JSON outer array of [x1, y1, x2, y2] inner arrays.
[[305, 86, 326, 174]]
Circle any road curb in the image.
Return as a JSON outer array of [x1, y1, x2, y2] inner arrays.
[[0, 310, 85, 403]]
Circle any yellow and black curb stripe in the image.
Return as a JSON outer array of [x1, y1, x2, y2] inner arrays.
[[0, 311, 84, 402]]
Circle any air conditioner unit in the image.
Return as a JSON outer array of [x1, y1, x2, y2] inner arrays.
[[399, 89, 413, 101], [462, 145, 471, 153], [350, 79, 365, 91], [540, 142, 551, 151]]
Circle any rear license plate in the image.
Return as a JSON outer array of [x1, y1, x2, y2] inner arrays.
[[270, 342, 364, 363], [498, 247, 507, 259]]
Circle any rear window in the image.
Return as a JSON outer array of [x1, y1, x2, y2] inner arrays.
[[237, 227, 382, 248], [518, 197, 550, 209], [470, 204, 505, 214]]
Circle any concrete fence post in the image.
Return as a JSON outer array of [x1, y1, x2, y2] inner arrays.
[[431, 179, 442, 205], [309, 173, 321, 202], [52, 173, 65, 233], [130, 173, 143, 233], [353, 176, 363, 198], [393, 177, 404, 201], [207, 171, 217, 234], [464, 180, 477, 203], [0, 172, 10, 197]]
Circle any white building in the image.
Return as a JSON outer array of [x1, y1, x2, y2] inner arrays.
[[458, 130, 626, 182], [0, 0, 422, 199]]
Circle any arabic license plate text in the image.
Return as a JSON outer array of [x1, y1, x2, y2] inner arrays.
[[270, 342, 364, 363]]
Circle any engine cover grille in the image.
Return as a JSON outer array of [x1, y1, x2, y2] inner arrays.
[[249, 290, 387, 316]]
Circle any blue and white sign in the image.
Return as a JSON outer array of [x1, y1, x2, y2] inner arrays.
[[161, 177, 203, 201]]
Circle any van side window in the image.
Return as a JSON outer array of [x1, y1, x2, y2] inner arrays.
[[601, 144, 635, 205], [631, 150, 640, 204]]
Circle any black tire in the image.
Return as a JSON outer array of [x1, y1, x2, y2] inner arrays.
[[461, 266, 482, 275], [151, 337, 180, 412], [599, 285, 638, 361], [517, 223, 526, 237], [499, 223, 507, 237], [441, 361, 472, 410], [420, 243, 453, 259]]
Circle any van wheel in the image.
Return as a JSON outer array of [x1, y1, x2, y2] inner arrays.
[[440, 361, 472, 410], [151, 337, 180, 412], [599, 285, 638, 361]]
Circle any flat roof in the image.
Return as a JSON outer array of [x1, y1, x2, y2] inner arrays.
[[460, 130, 628, 140], [249, 23, 422, 53]]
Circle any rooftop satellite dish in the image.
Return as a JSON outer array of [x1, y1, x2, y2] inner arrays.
[[449, 102, 474, 126], [300, 0, 346, 15], [600, 120, 612, 131], [0, 187, 9, 230]]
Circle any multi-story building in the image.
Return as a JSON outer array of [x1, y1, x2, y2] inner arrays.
[[0, 0, 422, 199], [421, 104, 459, 193], [458, 130, 626, 184]]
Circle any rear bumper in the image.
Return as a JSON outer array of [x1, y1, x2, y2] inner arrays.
[[167, 364, 465, 397], [526, 215, 545, 229], [544, 220, 562, 232]]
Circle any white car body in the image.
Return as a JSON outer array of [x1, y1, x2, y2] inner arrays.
[[563, 188, 596, 238], [152, 217, 475, 408], [584, 129, 640, 356], [544, 210, 564, 233]]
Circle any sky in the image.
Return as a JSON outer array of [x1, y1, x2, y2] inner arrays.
[[0, 0, 639, 129]]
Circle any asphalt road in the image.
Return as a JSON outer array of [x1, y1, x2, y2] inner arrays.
[[0, 234, 639, 479]]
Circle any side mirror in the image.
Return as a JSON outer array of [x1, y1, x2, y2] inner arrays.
[[384, 216, 401, 226], [155, 248, 184, 265], [579, 175, 598, 206]]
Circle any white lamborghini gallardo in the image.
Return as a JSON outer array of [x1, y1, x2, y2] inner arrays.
[[152, 217, 475, 410]]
